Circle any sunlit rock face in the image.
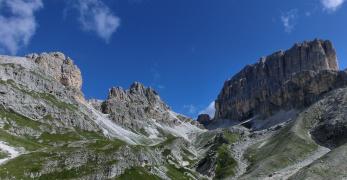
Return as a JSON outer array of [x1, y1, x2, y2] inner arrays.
[[101, 82, 171, 130], [215, 39, 342, 122], [26, 52, 83, 91], [0, 52, 206, 180], [100, 82, 203, 135]]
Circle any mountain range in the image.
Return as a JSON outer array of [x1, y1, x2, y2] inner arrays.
[[0, 39, 347, 179]]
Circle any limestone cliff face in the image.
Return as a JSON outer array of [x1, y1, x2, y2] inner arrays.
[[215, 39, 342, 121], [26, 52, 83, 91], [0, 53, 100, 133]]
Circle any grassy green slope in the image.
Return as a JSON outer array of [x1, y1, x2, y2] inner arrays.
[[242, 108, 322, 178], [195, 129, 240, 179], [288, 140, 347, 179], [0, 126, 125, 179], [0, 150, 8, 159]]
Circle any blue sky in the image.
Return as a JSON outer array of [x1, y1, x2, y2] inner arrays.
[[0, 0, 346, 118]]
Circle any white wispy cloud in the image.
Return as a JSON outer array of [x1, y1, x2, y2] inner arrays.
[[321, 0, 345, 11], [150, 63, 165, 90], [281, 9, 298, 33], [183, 104, 197, 115], [0, 0, 43, 54], [75, 0, 120, 42], [199, 101, 215, 118]]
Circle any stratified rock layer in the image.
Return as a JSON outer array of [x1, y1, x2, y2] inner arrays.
[[215, 39, 341, 121]]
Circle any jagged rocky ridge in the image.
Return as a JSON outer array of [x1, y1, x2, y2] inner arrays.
[[1, 39, 347, 180], [99, 82, 203, 138], [0, 52, 208, 179]]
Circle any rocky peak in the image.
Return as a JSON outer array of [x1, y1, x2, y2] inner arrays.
[[283, 39, 338, 71], [130, 82, 159, 102], [108, 82, 161, 105], [215, 39, 342, 122], [130, 81, 146, 94], [108, 87, 128, 100], [26, 52, 82, 91], [102, 83, 169, 128]]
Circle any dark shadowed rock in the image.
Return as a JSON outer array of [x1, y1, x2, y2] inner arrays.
[[197, 114, 212, 127]]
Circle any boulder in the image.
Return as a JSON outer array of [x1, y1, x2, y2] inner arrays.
[[197, 114, 212, 127]]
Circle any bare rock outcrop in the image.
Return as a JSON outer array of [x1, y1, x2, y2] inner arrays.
[[26, 52, 82, 91], [101, 82, 181, 132], [215, 39, 343, 122], [309, 88, 347, 149], [197, 114, 212, 127], [0, 52, 206, 179], [0, 53, 100, 133]]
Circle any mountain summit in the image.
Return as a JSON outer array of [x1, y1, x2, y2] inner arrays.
[[214, 39, 345, 124]]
